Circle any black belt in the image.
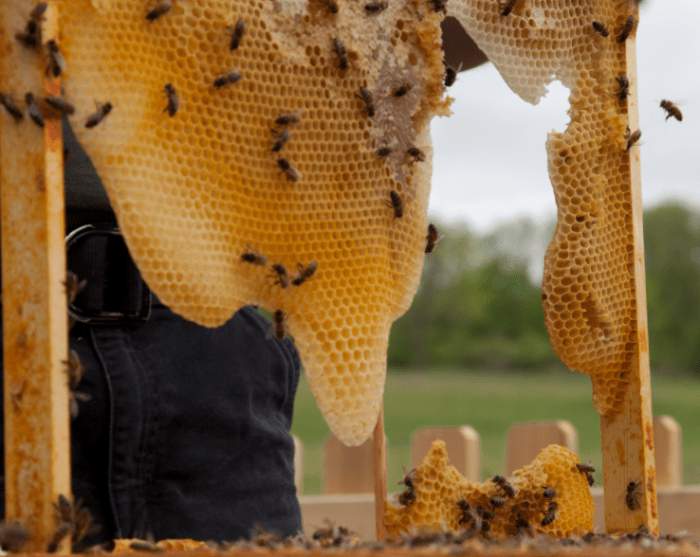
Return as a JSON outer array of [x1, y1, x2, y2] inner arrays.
[[66, 224, 152, 325]]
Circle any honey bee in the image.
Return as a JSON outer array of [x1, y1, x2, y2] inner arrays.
[[491, 475, 516, 498], [47, 521, 72, 552], [71, 507, 101, 547], [365, 2, 388, 14], [146, 0, 173, 22], [386, 190, 404, 219], [397, 466, 417, 507], [227, 19, 245, 51], [576, 462, 595, 474], [377, 145, 392, 158], [15, 4, 46, 49], [515, 516, 534, 537], [489, 497, 507, 508], [0, 522, 31, 553], [270, 263, 291, 288], [615, 74, 629, 101], [332, 38, 348, 71], [444, 66, 457, 87], [64, 271, 87, 306], [456, 499, 472, 525], [356, 86, 375, 117], [398, 466, 417, 489], [319, 0, 339, 14], [311, 520, 352, 548], [241, 247, 267, 265], [541, 501, 558, 526], [46, 40, 67, 77], [213, 70, 242, 88], [15, 22, 41, 49], [393, 83, 412, 97], [270, 128, 290, 152], [625, 480, 642, 510], [66, 349, 91, 419], [429, 0, 448, 13], [25, 93, 44, 128], [85, 101, 113, 128], [275, 111, 302, 127], [616, 15, 636, 43], [625, 128, 641, 150], [498, 0, 518, 16], [30, 2, 49, 21], [129, 540, 163, 553], [660, 100, 682, 122], [163, 83, 179, 117], [276, 158, 300, 182], [592, 21, 609, 37], [44, 95, 75, 116], [425, 223, 440, 253], [542, 486, 556, 499], [292, 261, 318, 286], [272, 309, 287, 341], [407, 146, 426, 163], [476, 505, 494, 521], [0, 93, 24, 122]]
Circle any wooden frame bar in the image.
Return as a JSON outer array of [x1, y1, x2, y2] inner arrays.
[[599, 13, 658, 535], [0, 1, 70, 552]]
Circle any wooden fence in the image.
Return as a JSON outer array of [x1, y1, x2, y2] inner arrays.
[[293, 416, 693, 540]]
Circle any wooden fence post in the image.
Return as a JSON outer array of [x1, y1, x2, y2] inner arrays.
[[411, 426, 480, 482], [653, 416, 681, 488], [322, 433, 387, 494], [506, 420, 578, 474]]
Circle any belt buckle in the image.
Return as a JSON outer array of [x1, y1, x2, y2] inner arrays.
[[65, 224, 152, 325]]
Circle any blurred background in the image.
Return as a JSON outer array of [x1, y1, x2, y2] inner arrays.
[[291, 0, 700, 494]]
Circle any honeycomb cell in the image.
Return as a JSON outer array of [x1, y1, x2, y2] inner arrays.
[[385, 441, 593, 539], [54, 0, 452, 446], [449, 0, 639, 416]]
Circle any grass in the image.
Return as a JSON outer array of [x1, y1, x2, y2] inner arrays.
[[290, 368, 700, 494]]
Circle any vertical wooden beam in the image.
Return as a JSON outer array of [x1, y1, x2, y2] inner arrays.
[[373, 402, 387, 541], [0, 1, 71, 552], [653, 416, 681, 488], [599, 10, 658, 535], [323, 434, 375, 494], [505, 420, 577, 475], [411, 426, 480, 482]]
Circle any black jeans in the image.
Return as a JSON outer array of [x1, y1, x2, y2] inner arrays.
[[0, 302, 302, 546]]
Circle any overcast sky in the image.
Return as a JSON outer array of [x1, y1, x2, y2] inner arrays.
[[428, 0, 700, 233]]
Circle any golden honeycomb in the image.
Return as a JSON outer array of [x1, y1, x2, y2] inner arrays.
[[385, 441, 594, 539], [448, 0, 639, 415], [3, 0, 455, 446]]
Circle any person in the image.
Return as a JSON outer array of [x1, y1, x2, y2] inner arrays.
[[0, 15, 487, 550]]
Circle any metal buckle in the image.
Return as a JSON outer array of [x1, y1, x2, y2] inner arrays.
[[65, 224, 152, 325]]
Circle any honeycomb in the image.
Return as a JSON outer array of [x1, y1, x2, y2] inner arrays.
[[384, 441, 594, 539], [448, 0, 640, 415], [34, 0, 454, 446]]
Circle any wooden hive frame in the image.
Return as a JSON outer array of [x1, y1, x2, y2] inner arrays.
[[0, 0, 655, 551]]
